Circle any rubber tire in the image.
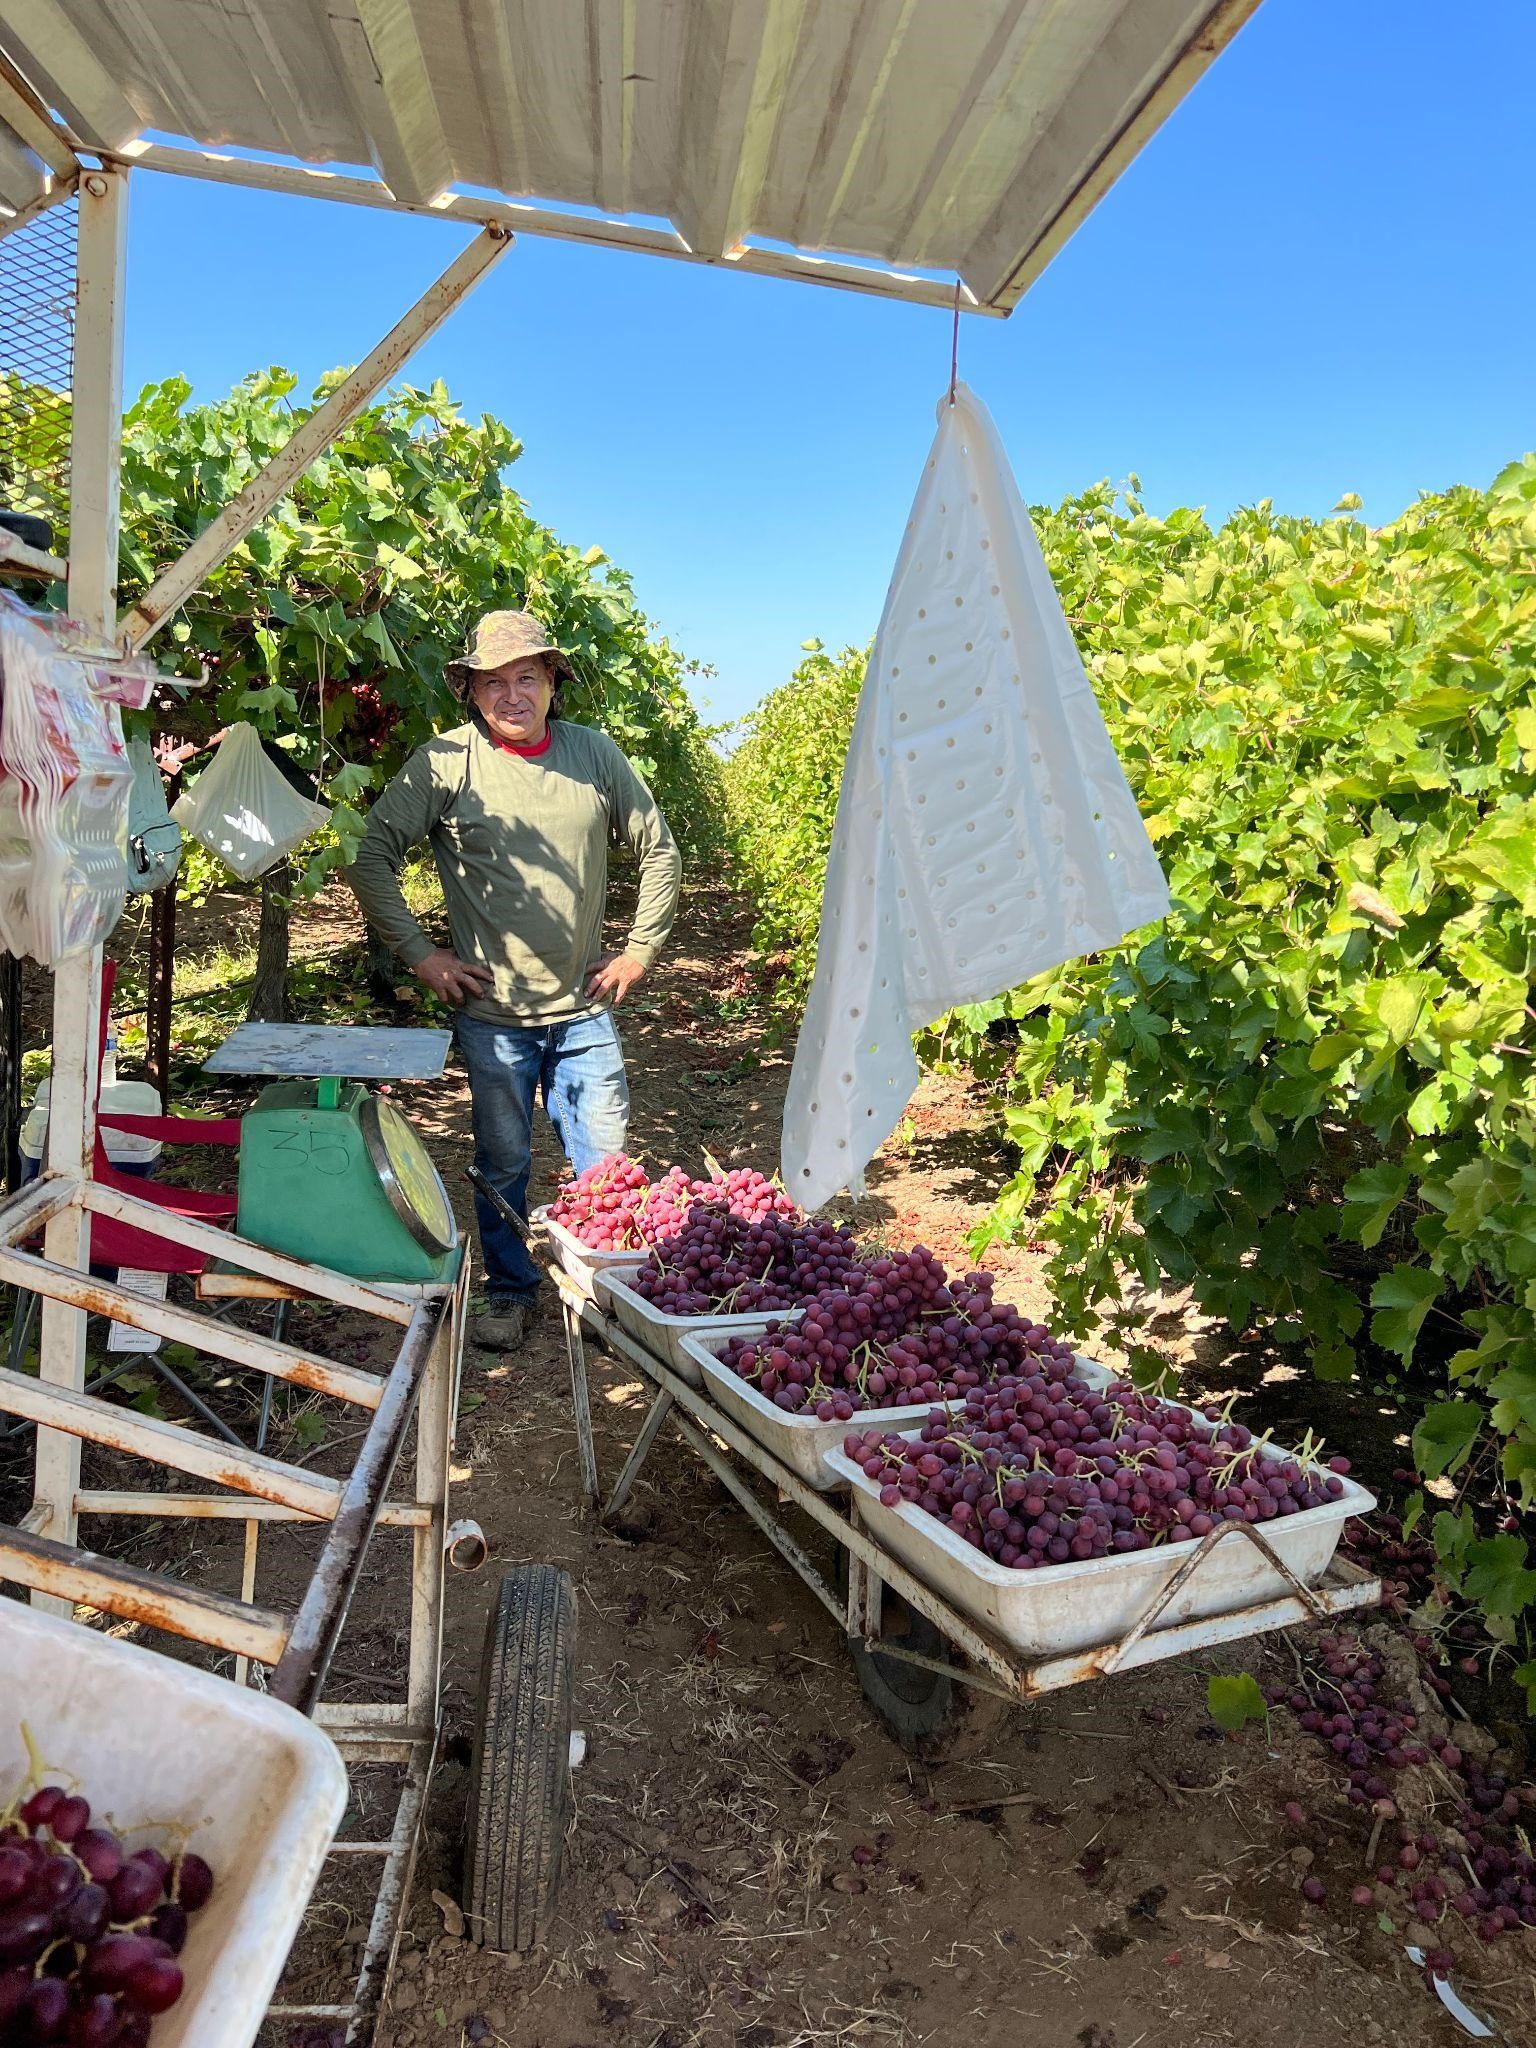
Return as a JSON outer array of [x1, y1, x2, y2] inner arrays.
[[464, 1564, 577, 1953], [836, 1550, 953, 1747]]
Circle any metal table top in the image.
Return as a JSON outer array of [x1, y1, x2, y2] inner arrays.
[[201, 1022, 452, 1081]]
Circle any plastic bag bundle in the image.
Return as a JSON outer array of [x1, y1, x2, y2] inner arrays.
[[781, 384, 1170, 1209], [172, 721, 330, 880], [0, 592, 138, 963]]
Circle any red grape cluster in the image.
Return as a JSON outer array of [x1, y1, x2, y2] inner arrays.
[[1266, 1636, 1536, 1940], [547, 1155, 650, 1251], [0, 1784, 213, 2047], [347, 681, 402, 751], [548, 1156, 802, 1254], [844, 1369, 1349, 1567], [631, 1204, 859, 1316], [722, 1256, 1063, 1417]]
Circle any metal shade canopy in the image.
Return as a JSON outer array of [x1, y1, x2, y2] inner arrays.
[[0, 0, 1261, 311]]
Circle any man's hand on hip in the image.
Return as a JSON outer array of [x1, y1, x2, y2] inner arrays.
[[585, 952, 647, 1005], [415, 948, 495, 1006]]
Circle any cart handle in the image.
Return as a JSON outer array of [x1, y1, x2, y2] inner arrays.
[[465, 1164, 532, 1245]]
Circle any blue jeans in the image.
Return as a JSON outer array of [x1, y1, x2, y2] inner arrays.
[[454, 1008, 630, 1306]]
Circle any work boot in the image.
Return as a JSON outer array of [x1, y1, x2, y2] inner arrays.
[[472, 1301, 533, 1352]]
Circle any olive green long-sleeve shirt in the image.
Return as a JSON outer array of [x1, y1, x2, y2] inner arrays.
[[348, 717, 682, 1026]]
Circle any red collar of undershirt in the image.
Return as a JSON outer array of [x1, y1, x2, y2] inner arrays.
[[488, 725, 553, 759]]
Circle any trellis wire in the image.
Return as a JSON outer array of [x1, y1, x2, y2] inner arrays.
[[0, 194, 77, 514]]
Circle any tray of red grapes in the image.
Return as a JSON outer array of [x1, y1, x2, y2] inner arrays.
[[681, 1259, 1070, 1488], [1, 1601, 346, 2048], [823, 1357, 1375, 1659], [539, 1155, 799, 1304]]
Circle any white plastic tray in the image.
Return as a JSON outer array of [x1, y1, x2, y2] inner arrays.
[[532, 1205, 647, 1302], [824, 1382, 1376, 1659], [597, 1270, 801, 1382], [684, 1334, 958, 1491], [0, 1599, 348, 2048]]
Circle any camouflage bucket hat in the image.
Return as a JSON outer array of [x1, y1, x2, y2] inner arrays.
[[446, 608, 574, 698]]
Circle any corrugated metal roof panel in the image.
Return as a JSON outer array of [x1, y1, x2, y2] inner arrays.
[[0, 0, 1262, 310]]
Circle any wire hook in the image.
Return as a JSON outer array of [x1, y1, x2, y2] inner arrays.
[[948, 277, 961, 406]]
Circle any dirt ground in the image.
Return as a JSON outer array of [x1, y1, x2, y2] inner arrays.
[[7, 877, 1533, 2048]]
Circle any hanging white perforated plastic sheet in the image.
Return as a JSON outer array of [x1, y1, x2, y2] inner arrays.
[[172, 721, 331, 881], [781, 384, 1170, 1211]]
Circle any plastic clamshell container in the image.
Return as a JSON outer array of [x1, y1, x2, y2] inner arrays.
[[596, 1270, 802, 1383], [824, 1371, 1377, 1660], [683, 1332, 958, 1490], [532, 1205, 647, 1303], [0, 1599, 349, 2048]]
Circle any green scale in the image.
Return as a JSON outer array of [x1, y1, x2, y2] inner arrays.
[[204, 1024, 461, 1284]]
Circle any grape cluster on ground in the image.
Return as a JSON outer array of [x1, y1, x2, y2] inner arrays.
[[845, 1362, 1349, 1566], [0, 1781, 213, 2047], [1267, 1628, 1536, 1956]]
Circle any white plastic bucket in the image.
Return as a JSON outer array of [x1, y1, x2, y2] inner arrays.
[[21, 1079, 163, 1180], [0, 1598, 347, 2048]]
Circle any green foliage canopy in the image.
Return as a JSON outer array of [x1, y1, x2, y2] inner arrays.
[[9, 367, 724, 886]]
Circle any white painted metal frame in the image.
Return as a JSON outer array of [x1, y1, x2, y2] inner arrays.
[[0, 149, 498, 2041], [109, 140, 982, 315]]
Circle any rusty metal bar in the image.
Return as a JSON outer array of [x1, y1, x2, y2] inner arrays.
[[599, 1380, 674, 1522], [0, 1173, 80, 1246], [406, 1265, 461, 1731], [73, 1488, 430, 1527], [144, 865, 177, 1109], [1090, 1515, 1330, 1678], [0, 1236, 389, 1404], [0, 1524, 290, 1665], [0, 1366, 345, 1518], [80, 1181, 422, 1325], [270, 1296, 448, 1712], [316, 1705, 412, 1727], [560, 1295, 600, 1505], [120, 230, 512, 652]]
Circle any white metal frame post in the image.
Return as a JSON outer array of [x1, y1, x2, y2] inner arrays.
[[32, 164, 128, 1560]]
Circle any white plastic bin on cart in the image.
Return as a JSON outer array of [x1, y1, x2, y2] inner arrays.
[[20, 1078, 163, 1181], [0, 1597, 348, 2048], [824, 1371, 1377, 1660], [532, 1205, 647, 1303], [682, 1332, 960, 1490], [596, 1270, 803, 1383]]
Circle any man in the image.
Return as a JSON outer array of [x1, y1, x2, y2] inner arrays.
[[349, 609, 682, 1349]]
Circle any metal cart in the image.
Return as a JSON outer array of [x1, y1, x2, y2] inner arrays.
[[552, 1273, 1381, 1746]]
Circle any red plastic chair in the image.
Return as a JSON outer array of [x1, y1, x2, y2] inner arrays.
[[0, 958, 251, 1445], [86, 957, 241, 1274]]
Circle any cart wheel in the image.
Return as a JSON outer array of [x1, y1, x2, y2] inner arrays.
[[836, 1552, 952, 1748], [464, 1564, 577, 1953]]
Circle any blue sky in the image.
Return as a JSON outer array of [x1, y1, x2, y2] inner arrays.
[[120, 0, 1535, 727]]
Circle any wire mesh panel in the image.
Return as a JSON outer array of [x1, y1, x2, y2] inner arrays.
[[0, 194, 77, 519]]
